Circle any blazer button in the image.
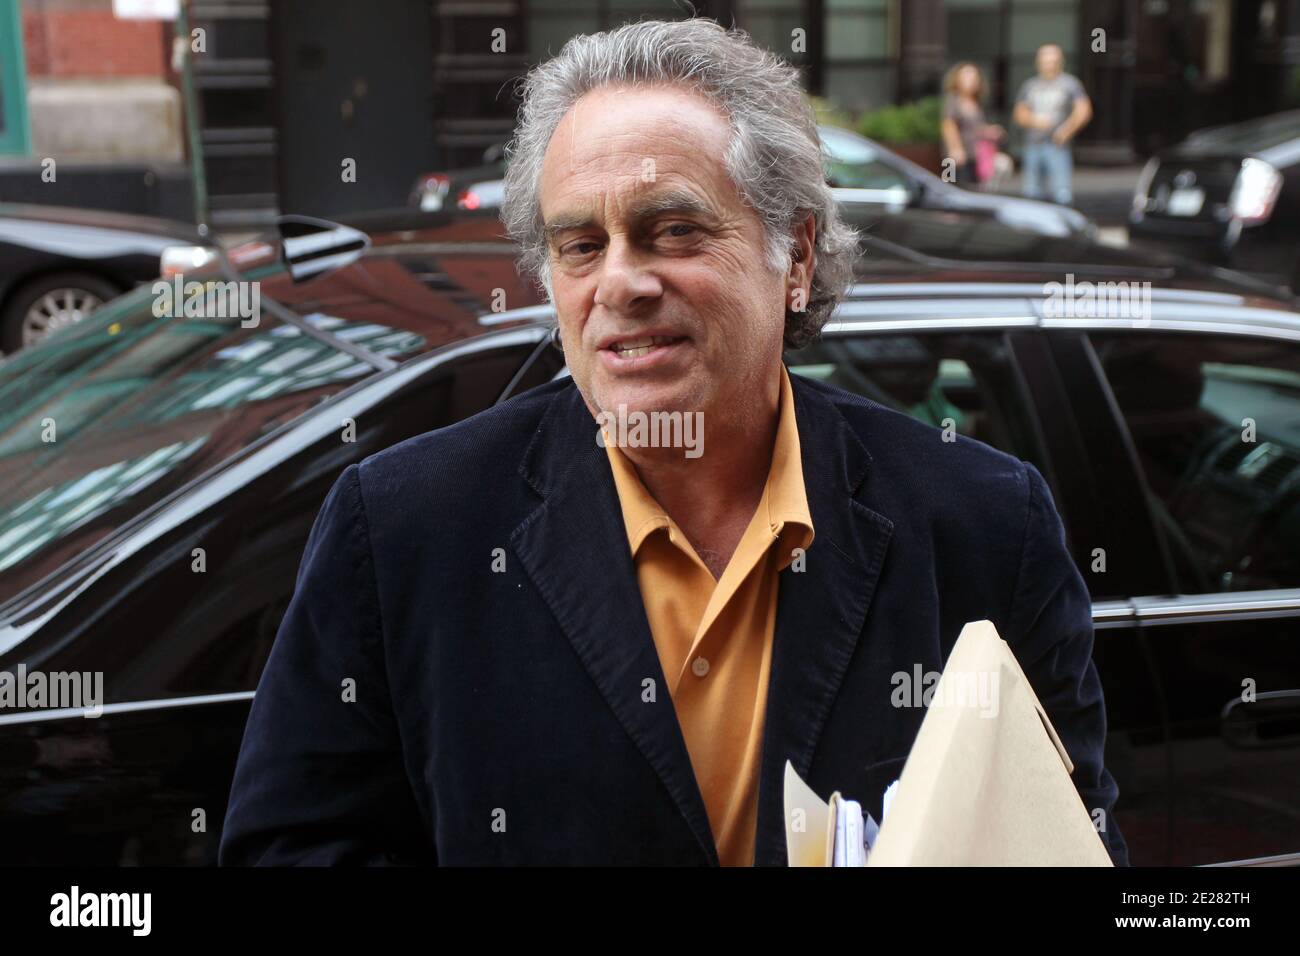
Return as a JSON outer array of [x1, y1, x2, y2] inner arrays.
[[691, 656, 710, 678]]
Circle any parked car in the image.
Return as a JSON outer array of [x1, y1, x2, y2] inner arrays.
[[408, 143, 506, 212], [410, 127, 1094, 239], [0, 203, 216, 355], [819, 125, 1093, 239], [1129, 110, 1300, 291], [0, 210, 1296, 866]]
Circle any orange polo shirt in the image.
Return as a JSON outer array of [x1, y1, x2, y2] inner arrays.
[[603, 365, 814, 866]]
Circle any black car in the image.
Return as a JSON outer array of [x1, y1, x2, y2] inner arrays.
[[410, 127, 1094, 240], [0, 203, 215, 356], [0, 211, 1297, 866], [1130, 110, 1300, 291], [408, 144, 507, 213], [818, 126, 1093, 240]]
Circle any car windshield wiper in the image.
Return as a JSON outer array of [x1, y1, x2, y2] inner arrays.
[[211, 220, 398, 372]]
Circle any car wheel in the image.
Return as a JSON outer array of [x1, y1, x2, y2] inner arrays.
[[0, 272, 121, 354]]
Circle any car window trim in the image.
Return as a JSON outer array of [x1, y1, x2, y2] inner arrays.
[[1130, 589, 1300, 625], [0, 690, 254, 728], [496, 334, 557, 404]]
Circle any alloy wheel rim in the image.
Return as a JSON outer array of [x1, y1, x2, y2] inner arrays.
[[22, 288, 104, 346]]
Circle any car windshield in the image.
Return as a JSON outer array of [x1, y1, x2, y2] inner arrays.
[[0, 274, 422, 599], [1185, 111, 1300, 152], [820, 127, 912, 191]]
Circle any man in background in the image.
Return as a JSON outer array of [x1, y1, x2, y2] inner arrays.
[[1014, 43, 1092, 205]]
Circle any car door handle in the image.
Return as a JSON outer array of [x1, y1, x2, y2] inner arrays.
[[1221, 690, 1300, 749]]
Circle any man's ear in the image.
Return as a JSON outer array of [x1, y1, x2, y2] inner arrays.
[[788, 212, 816, 307]]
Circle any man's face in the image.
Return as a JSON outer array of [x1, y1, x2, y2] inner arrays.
[[1036, 45, 1064, 79], [538, 84, 797, 428]]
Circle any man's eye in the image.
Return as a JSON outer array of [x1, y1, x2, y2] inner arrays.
[[660, 223, 698, 239], [561, 241, 600, 257]]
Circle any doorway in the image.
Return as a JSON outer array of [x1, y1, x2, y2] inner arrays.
[[274, 0, 436, 217]]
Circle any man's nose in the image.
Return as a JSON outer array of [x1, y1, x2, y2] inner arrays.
[[594, 236, 662, 313]]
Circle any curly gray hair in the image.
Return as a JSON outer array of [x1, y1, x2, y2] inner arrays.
[[499, 17, 860, 348]]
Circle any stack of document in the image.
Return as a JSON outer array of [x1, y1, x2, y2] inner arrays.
[[783, 619, 1113, 866]]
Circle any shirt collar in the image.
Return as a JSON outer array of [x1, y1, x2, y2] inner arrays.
[[603, 364, 814, 562]]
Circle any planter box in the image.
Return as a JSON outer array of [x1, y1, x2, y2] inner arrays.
[[883, 142, 944, 175]]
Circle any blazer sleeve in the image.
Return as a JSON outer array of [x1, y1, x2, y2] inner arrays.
[[219, 463, 434, 865], [1006, 461, 1131, 867]]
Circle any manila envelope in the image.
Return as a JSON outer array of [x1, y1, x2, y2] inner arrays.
[[784, 619, 1113, 866]]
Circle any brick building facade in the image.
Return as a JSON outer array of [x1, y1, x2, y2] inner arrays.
[[17, 0, 181, 162]]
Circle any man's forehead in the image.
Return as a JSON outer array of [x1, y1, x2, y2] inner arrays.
[[542, 85, 729, 177], [537, 86, 739, 231]]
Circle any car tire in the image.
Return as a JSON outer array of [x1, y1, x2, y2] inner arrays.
[[0, 272, 121, 354]]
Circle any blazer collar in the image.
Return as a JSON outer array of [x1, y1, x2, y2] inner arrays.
[[509, 374, 894, 866]]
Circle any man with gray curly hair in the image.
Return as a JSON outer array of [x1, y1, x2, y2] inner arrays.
[[221, 18, 1127, 867]]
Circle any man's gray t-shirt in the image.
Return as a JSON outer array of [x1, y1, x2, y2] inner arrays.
[[1015, 73, 1086, 144]]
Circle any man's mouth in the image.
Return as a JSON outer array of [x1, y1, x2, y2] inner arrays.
[[605, 335, 685, 359]]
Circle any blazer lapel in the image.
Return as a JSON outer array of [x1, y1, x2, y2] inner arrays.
[[753, 376, 895, 866], [508, 383, 719, 866]]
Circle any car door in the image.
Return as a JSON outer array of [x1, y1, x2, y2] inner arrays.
[[789, 305, 1171, 864], [1055, 311, 1300, 866], [0, 325, 549, 865]]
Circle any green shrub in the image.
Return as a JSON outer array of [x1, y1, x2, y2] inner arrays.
[[857, 97, 943, 144]]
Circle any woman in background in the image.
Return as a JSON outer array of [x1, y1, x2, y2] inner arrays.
[[941, 62, 1004, 187]]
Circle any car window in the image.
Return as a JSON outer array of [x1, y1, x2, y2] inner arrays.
[[1092, 332, 1300, 594], [0, 286, 409, 598], [787, 332, 1043, 463], [820, 128, 911, 192]]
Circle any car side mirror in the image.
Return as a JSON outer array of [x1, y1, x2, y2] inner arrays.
[[276, 215, 370, 283]]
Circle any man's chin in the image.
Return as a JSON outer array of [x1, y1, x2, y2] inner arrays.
[[592, 379, 706, 420], [595, 394, 702, 422]]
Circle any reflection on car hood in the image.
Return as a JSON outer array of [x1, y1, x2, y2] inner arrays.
[[855, 207, 1298, 304], [926, 186, 1092, 236]]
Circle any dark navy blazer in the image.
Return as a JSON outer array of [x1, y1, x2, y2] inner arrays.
[[220, 371, 1129, 866]]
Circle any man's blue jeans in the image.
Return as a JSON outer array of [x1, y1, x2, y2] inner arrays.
[[1022, 141, 1073, 204]]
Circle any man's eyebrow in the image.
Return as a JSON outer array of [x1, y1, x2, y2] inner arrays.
[[543, 191, 715, 241]]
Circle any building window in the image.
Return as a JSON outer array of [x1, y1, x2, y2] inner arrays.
[[1007, 0, 1079, 98], [820, 0, 894, 113], [947, 0, 1004, 110], [527, 0, 693, 62], [733, 0, 807, 59]]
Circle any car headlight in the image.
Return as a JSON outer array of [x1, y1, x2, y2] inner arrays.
[[1228, 158, 1282, 225]]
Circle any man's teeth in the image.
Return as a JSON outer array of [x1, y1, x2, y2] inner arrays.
[[611, 336, 676, 358]]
